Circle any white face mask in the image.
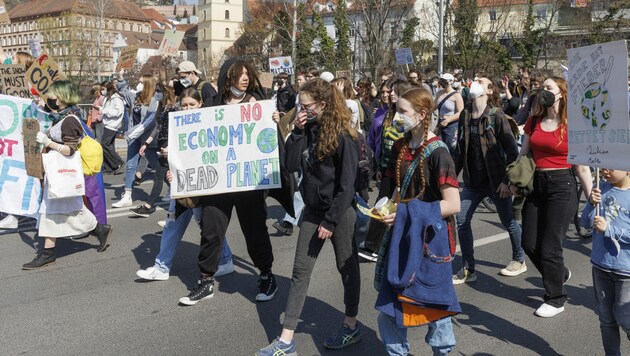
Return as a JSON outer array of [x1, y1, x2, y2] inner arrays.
[[101, 89, 107, 96], [469, 82, 485, 99], [136, 83, 144, 92], [452, 82, 461, 89], [500, 93, 507, 99], [393, 112, 419, 133], [179, 78, 192, 87]]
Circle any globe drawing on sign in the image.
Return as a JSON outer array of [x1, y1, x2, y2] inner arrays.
[[580, 82, 611, 129], [257, 128, 278, 154], [283, 58, 291, 67]]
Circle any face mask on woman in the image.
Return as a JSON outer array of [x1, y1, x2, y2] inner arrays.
[[500, 93, 507, 100], [393, 112, 419, 133], [538, 89, 558, 108], [452, 81, 461, 89], [136, 83, 144, 92], [230, 86, 246, 98], [46, 98, 59, 111], [469, 82, 485, 99], [101, 89, 107, 96], [305, 108, 319, 122]]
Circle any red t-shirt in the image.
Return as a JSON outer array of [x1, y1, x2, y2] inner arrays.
[[524, 117, 571, 169]]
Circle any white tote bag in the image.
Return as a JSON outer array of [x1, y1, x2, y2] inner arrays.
[[42, 150, 85, 199]]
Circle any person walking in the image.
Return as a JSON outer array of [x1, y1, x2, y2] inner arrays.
[[99, 81, 125, 175]]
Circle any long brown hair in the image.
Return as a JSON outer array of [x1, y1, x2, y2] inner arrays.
[[331, 77, 355, 100], [532, 76, 568, 140], [383, 80, 412, 126], [396, 88, 434, 200], [136, 75, 157, 105], [223, 61, 260, 95], [300, 78, 358, 160]]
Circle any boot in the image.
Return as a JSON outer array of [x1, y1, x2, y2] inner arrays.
[[23, 247, 56, 270], [91, 223, 112, 252]]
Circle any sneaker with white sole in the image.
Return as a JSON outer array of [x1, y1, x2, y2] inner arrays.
[[0, 214, 19, 229], [112, 193, 133, 208], [136, 266, 169, 281], [256, 337, 297, 356], [453, 267, 477, 285], [256, 273, 278, 302], [564, 269, 572, 285], [179, 276, 214, 306], [535, 303, 565, 317], [358, 249, 378, 262], [499, 260, 527, 276], [215, 259, 235, 277]]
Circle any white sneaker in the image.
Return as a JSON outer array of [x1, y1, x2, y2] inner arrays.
[[534, 303, 565, 318], [0, 214, 19, 229], [452, 267, 477, 285], [500, 260, 527, 276], [112, 193, 133, 208], [158, 213, 175, 228], [215, 259, 235, 277], [136, 267, 169, 281]]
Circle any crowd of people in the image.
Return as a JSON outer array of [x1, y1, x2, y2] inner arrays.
[[1, 54, 629, 356]]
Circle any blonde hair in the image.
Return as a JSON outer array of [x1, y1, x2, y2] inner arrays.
[[136, 75, 157, 105], [49, 80, 80, 106]]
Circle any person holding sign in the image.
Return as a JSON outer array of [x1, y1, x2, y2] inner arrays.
[[23, 81, 112, 270], [580, 168, 630, 356], [257, 79, 362, 355], [512, 77, 593, 317], [178, 59, 276, 306]]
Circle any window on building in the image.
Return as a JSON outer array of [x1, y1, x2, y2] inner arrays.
[[225, 28, 230, 38], [204, 10, 207, 21], [225, 0, 229, 3], [536, 8, 547, 20], [1, 38, 5, 46], [489, 9, 497, 21], [390, 23, 396, 38], [225, 10, 230, 19], [203, 28, 206, 40], [349, 26, 355, 38]]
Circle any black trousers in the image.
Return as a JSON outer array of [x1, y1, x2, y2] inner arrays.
[[100, 127, 124, 170], [198, 190, 273, 276], [521, 169, 576, 307]]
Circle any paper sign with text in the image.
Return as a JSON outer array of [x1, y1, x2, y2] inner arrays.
[[116, 45, 139, 71], [0, 1, 9, 24], [25, 53, 67, 100], [395, 48, 414, 65], [158, 29, 185, 56], [0, 95, 54, 216], [168, 100, 281, 198], [23, 118, 43, 179], [567, 40, 629, 170], [28, 38, 42, 58], [269, 56, 294, 75], [0, 64, 30, 98]]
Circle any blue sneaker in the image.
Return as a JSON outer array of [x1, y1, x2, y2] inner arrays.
[[256, 337, 297, 356], [324, 323, 362, 349]]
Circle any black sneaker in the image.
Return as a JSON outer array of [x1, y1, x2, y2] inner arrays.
[[133, 173, 143, 186], [272, 221, 293, 236], [129, 204, 156, 218], [113, 163, 125, 175], [22, 248, 56, 270], [256, 273, 278, 302], [179, 276, 214, 306], [91, 223, 112, 252]]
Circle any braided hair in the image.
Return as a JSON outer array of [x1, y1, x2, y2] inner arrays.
[[394, 88, 435, 201]]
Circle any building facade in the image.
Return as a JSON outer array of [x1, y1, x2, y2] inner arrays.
[[197, 0, 244, 76]]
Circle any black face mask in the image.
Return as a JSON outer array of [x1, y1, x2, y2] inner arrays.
[[538, 90, 557, 108], [46, 98, 60, 111]]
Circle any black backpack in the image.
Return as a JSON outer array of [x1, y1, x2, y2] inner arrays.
[[355, 132, 373, 192]]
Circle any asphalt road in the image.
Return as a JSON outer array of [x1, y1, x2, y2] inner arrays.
[[1, 172, 628, 356]]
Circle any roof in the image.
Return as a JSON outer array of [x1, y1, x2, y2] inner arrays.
[[9, 0, 150, 21], [452, 0, 550, 8], [143, 5, 195, 19], [142, 8, 175, 31]]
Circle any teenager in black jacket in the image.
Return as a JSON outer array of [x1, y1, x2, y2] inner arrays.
[[257, 79, 362, 355]]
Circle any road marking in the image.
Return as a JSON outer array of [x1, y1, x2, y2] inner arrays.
[[455, 232, 508, 253], [106, 201, 170, 219]]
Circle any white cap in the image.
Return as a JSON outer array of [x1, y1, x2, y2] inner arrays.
[[320, 71, 334, 82], [439, 73, 454, 82]]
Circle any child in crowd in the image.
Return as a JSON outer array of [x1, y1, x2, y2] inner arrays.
[[581, 168, 630, 356]]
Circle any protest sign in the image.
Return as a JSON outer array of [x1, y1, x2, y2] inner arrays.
[[259, 73, 274, 89], [336, 70, 352, 79], [0, 64, 30, 98], [168, 100, 282, 198], [395, 48, 414, 65], [116, 45, 139, 71], [25, 53, 67, 100], [567, 40, 629, 170], [28, 38, 42, 58], [0, 95, 53, 216], [0, 1, 9, 24], [22, 118, 43, 179], [269, 56, 294, 75], [158, 29, 185, 56]]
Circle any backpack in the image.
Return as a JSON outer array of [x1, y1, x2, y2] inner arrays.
[[486, 107, 520, 140], [355, 132, 374, 193]]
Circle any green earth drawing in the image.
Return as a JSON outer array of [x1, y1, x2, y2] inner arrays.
[[256, 128, 278, 154], [580, 82, 611, 129]]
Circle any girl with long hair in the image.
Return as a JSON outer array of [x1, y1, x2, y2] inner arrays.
[[257, 78, 361, 355], [99, 81, 125, 174], [513, 76, 593, 317], [377, 87, 460, 355]]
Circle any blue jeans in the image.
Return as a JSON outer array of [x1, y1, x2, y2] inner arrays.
[[440, 123, 458, 161], [283, 171, 304, 225], [155, 207, 232, 273], [123, 136, 158, 192], [377, 312, 456, 355], [592, 267, 630, 356], [456, 184, 524, 272]]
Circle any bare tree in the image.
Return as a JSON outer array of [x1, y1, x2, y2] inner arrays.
[[87, 0, 113, 82]]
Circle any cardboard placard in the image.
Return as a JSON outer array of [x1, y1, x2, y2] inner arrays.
[[0, 1, 10, 24], [25, 53, 67, 100], [168, 100, 281, 198], [22, 118, 43, 179], [116, 45, 139, 71], [395, 48, 414, 65], [269, 56, 294, 75], [158, 29, 185, 56], [0, 64, 30, 98], [567, 40, 630, 170], [28, 38, 42, 58], [259, 72, 274, 89], [336, 70, 352, 79]]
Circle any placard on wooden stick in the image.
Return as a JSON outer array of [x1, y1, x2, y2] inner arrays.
[[25, 53, 67, 100], [23, 118, 43, 179], [0, 64, 30, 98]]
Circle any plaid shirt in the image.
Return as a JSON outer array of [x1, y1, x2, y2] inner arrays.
[[455, 106, 519, 192]]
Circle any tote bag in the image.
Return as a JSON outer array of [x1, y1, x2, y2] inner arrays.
[[42, 150, 85, 199], [66, 114, 103, 175]]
